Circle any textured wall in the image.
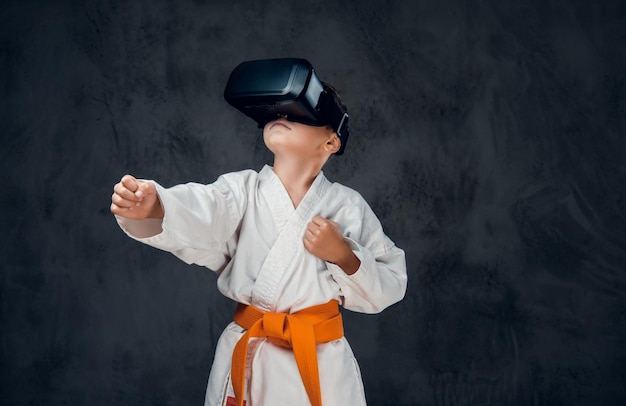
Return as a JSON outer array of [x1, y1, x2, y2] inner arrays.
[[2, 0, 625, 405]]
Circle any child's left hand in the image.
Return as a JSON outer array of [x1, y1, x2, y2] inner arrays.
[[304, 215, 360, 275]]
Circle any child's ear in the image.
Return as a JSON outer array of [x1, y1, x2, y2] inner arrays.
[[326, 134, 341, 154]]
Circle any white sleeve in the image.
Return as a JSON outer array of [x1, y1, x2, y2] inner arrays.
[[326, 201, 408, 314], [327, 239, 407, 314], [116, 174, 246, 272]]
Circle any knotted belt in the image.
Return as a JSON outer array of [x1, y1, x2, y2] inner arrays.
[[231, 300, 344, 406]]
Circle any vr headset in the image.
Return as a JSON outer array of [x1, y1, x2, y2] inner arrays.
[[224, 58, 349, 155]]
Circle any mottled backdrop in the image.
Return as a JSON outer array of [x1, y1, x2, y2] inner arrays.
[[1, 0, 625, 405]]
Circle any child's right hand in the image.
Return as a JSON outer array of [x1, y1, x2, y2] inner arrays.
[[110, 175, 164, 219]]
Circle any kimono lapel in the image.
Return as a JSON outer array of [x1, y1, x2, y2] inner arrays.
[[259, 165, 295, 234], [252, 166, 330, 311]]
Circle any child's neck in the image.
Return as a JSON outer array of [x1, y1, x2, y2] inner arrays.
[[272, 156, 324, 208]]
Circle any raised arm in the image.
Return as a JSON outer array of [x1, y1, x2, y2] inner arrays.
[[308, 192, 408, 314], [110, 171, 251, 271]]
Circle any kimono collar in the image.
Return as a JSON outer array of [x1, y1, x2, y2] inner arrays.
[[259, 165, 330, 223]]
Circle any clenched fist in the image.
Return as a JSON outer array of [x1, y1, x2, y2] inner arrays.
[[303, 215, 360, 275], [110, 174, 164, 220]]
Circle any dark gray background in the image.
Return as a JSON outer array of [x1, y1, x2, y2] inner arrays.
[[2, 0, 625, 405]]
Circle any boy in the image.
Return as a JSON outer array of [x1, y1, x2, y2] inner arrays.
[[111, 60, 407, 406]]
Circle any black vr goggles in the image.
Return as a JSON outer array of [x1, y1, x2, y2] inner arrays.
[[224, 58, 350, 155]]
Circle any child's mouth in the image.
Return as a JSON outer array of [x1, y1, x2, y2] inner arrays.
[[271, 121, 291, 130]]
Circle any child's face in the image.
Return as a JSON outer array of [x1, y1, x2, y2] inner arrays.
[[262, 117, 339, 159]]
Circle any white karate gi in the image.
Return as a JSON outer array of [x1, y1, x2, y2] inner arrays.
[[116, 165, 407, 406]]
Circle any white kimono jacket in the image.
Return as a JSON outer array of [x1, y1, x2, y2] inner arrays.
[[117, 165, 407, 406]]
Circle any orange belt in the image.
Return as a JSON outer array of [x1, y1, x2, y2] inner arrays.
[[231, 300, 344, 406]]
